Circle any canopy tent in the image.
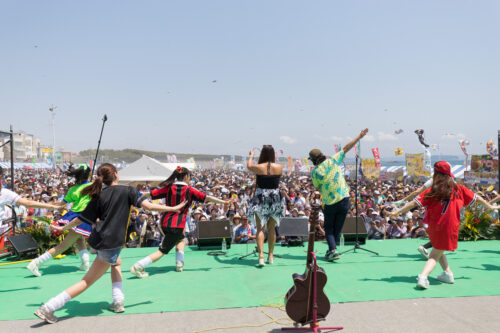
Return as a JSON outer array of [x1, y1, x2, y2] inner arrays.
[[117, 156, 195, 185], [117, 155, 172, 185]]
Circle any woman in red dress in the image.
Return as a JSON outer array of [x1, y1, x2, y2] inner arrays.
[[391, 161, 500, 289]]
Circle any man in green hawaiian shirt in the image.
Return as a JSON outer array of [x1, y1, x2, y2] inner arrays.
[[310, 128, 369, 261]]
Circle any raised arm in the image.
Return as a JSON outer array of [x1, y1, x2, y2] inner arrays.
[[206, 195, 229, 206], [51, 217, 84, 232], [343, 128, 369, 154], [246, 150, 260, 173], [490, 195, 500, 205]]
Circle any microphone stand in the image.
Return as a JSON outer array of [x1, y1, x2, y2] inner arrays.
[[339, 155, 379, 256], [91, 115, 108, 175]]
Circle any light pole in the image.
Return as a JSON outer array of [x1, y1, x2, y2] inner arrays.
[[49, 106, 57, 169]]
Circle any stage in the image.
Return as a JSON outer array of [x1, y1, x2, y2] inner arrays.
[[1, 239, 500, 331]]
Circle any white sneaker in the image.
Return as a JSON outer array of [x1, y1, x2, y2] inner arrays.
[[109, 301, 125, 313], [130, 263, 149, 278], [34, 305, 58, 324], [78, 261, 90, 272], [437, 271, 455, 284], [176, 261, 184, 272], [418, 246, 429, 259], [256, 258, 265, 267], [27, 260, 41, 277], [416, 274, 429, 289]]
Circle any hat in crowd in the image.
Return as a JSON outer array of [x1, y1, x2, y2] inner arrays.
[[298, 211, 306, 217], [309, 149, 323, 161], [434, 161, 454, 178], [233, 213, 241, 220], [374, 190, 380, 195], [193, 208, 204, 215]]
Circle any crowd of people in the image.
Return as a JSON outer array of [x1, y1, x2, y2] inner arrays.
[[3, 163, 499, 250]]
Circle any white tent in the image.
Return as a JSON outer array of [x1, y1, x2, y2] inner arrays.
[[118, 155, 172, 185], [162, 163, 196, 172]]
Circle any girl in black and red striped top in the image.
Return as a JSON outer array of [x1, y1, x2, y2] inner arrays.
[[130, 166, 228, 277]]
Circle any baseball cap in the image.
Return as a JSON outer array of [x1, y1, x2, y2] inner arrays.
[[309, 149, 323, 161], [434, 161, 454, 178]]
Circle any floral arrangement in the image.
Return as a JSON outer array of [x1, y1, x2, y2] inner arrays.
[[459, 204, 500, 241], [21, 216, 74, 254]]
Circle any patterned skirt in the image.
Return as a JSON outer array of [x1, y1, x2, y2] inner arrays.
[[57, 211, 92, 238], [248, 188, 284, 227]]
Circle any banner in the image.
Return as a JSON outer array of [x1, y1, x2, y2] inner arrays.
[[394, 147, 404, 156], [287, 156, 293, 172], [487, 140, 498, 158], [465, 155, 499, 185], [371, 148, 381, 168], [406, 153, 430, 177], [41, 147, 53, 153], [361, 159, 380, 179]]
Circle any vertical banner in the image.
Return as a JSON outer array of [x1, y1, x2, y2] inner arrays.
[[459, 140, 470, 168], [287, 156, 293, 172], [406, 153, 429, 177], [371, 148, 381, 168], [361, 159, 380, 179]]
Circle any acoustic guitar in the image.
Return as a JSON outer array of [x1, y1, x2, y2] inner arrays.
[[284, 201, 330, 324]]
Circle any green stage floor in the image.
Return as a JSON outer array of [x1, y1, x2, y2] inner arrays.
[[1, 239, 500, 321]]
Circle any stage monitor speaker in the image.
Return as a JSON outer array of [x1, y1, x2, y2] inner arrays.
[[341, 216, 368, 245], [197, 219, 232, 249], [7, 233, 39, 258], [279, 217, 309, 237]]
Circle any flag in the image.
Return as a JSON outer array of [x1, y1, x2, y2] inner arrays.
[[431, 144, 439, 151], [31, 157, 36, 167], [279, 149, 284, 155], [459, 140, 470, 168], [302, 157, 309, 170], [334, 144, 342, 153], [371, 148, 381, 168], [487, 140, 498, 158], [296, 159, 302, 169], [394, 148, 404, 156], [287, 156, 293, 172], [354, 141, 360, 158]]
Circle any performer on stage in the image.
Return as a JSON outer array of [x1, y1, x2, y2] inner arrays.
[[27, 164, 93, 277], [130, 166, 228, 277], [35, 163, 186, 323], [0, 167, 60, 238], [247, 145, 284, 266], [309, 128, 369, 262], [390, 161, 500, 289]]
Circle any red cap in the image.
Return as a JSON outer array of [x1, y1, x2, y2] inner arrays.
[[434, 161, 454, 178]]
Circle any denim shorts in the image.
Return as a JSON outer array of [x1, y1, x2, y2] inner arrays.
[[97, 247, 122, 265]]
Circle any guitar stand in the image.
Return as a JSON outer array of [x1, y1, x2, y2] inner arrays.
[[282, 252, 343, 333], [238, 246, 282, 260]]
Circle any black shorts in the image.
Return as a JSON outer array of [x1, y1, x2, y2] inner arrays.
[[159, 227, 185, 254]]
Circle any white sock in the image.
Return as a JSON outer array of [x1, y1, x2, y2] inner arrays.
[[137, 256, 152, 268], [112, 282, 125, 304], [36, 252, 53, 266], [79, 249, 90, 263], [44, 291, 71, 312], [176, 251, 184, 263]]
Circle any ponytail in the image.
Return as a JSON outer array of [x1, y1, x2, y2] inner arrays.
[[159, 166, 191, 188], [65, 163, 91, 185], [82, 163, 117, 199]]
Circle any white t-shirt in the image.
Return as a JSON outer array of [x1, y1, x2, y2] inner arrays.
[[0, 188, 20, 234]]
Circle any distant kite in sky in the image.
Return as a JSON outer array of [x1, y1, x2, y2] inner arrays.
[[212, 80, 217, 83], [394, 129, 403, 135], [414, 129, 430, 148]]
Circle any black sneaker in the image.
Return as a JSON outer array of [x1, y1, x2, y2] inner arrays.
[[325, 251, 340, 262]]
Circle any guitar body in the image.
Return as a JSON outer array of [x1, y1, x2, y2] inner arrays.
[[285, 266, 330, 324]]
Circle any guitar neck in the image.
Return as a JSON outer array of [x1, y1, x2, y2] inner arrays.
[[306, 202, 321, 267]]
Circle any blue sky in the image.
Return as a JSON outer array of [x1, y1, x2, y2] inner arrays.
[[1, 1, 499, 159]]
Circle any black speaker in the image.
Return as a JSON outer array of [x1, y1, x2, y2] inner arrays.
[[197, 219, 232, 249], [279, 217, 309, 237], [341, 216, 368, 245], [7, 233, 39, 258]]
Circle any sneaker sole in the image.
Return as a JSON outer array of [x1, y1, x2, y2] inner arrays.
[[34, 310, 57, 324], [27, 266, 41, 277], [130, 267, 148, 278], [437, 278, 454, 284], [417, 282, 429, 289]]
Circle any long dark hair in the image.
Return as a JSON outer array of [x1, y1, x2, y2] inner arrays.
[[424, 172, 457, 201], [65, 164, 91, 185], [258, 145, 276, 164], [159, 167, 191, 188], [81, 163, 117, 199]]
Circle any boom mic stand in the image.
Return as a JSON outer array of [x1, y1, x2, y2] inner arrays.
[[91, 114, 108, 176], [339, 155, 379, 256]]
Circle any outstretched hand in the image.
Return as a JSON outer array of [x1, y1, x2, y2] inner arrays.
[[50, 224, 65, 232], [172, 200, 188, 213], [359, 128, 369, 139]]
